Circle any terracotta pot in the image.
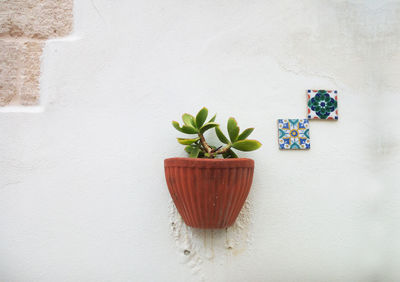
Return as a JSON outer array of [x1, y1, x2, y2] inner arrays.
[[164, 157, 254, 229]]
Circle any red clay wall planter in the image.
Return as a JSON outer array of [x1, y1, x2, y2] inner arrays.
[[164, 157, 254, 229]]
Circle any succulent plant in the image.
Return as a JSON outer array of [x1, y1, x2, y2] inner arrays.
[[172, 107, 262, 158]]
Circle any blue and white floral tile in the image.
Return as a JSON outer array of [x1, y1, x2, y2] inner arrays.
[[307, 90, 338, 120], [278, 119, 310, 150]]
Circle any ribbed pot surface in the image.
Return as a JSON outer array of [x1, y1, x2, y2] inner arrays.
[[164, 158, 254, 229]]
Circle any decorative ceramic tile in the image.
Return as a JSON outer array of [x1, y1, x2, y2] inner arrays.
[[307, 90, 338, 120], [278, 119, 310, 150]]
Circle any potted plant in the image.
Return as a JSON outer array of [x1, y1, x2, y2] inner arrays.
[[164, 107, 262, 228]]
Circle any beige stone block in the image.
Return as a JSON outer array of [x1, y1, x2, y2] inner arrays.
[[0, 0, 72, 106], [0, 39, 43, 106], [0, 0, 73, 39], [0, 40, 19, 106], [20, 41, 44, 105]]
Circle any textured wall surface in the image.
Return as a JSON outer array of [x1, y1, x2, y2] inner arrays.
[[0, 0, 73, 106], [0, 0, 400, 281]]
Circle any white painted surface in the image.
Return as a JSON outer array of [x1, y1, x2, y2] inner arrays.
[[1, 1, 400, 281]]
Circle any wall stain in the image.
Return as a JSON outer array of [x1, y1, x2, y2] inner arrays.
[[169, 199, 253, 280]]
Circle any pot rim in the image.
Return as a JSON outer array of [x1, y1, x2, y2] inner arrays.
[[164, 157, 254, 168]]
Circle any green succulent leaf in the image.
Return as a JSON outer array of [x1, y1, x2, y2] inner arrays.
[[182, 113, 196, 128], [237, 128, 254, 141], [195, 107, 208, 128], [185, 145, 201, 158], [185, 145, 193, 154], [227, 117, 240, 142], [181, 125, 198, 134], [232, 139, 262, 151], [177, 137, 200, 145], [172, 121, 183, 132], [208, 114, 216, 123], [222, 152, 230, 159], [200, 122, 218, 133], [229, 149, 238, 158], [222, 149, 238, 159], [172, 121, 197, 134], [189, 147, 201, 158], [204, 152, 212, 158], [215, 126, 229, 144]]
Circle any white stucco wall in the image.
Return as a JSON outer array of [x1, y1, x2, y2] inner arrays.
[[1, 0, 400, 281]]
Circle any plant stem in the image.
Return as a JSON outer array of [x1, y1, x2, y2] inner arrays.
[[198, 133, 212, 154], [215, 144, 231, 155], [198, 132, 231, 158]]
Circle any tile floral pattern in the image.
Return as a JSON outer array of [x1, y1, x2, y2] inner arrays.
[[307, 90, 338, 120], [278, 119, 310, 150]]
